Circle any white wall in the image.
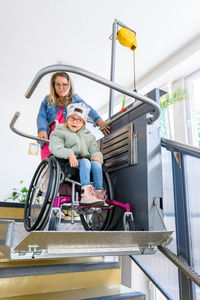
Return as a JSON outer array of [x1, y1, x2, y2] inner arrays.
[[0, 98, 41, 200], [121, 256, 151, 299]]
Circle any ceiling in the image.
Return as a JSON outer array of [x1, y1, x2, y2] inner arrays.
[[1, 0, 200, 117]]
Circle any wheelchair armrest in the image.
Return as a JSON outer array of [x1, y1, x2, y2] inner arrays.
[[54, 156, 80, 182], [49, 120, 59, 129]]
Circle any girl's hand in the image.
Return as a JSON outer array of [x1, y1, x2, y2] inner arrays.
[[92, 156, 102, 163], [37, 130, 48, 143], [97, 120, 110, 135], [69, 154, 79, 167]]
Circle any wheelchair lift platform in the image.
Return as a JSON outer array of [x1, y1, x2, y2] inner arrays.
[[0, 220, 173, 261]]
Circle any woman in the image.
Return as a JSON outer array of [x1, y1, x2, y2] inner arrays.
[[37, 71, 110, 160]]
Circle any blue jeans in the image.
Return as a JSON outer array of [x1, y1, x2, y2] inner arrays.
[[77, 159, 103, 190]]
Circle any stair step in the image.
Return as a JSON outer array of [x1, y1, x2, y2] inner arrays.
[[3, 285, 145, 300], [0, 259, 120, 298]]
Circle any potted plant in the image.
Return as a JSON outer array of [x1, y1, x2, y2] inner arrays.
[[5, 180, 28, 203]]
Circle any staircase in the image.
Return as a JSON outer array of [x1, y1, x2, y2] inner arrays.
[[0, 206, 146, 300], [0, 252, 145, 299]]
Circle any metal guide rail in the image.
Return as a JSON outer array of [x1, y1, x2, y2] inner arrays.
[[0, 220, 173, 261]]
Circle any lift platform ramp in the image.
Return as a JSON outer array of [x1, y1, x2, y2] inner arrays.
[[0, 220, 172, 261]]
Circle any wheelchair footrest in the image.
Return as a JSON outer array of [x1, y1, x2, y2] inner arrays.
[[76, 206, 112, 215]]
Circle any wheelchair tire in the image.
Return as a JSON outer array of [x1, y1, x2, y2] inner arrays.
[[80, 165, 114, 231], [24, 156, 60, 231], [48, 216, 59, 231], [39, 157, 61, 230]]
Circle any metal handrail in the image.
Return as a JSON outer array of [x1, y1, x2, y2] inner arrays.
[[25, 64, 161, 124], [9, 101, 143, 143], [161, 137, 200, 158], [9, 101, 139, 144], [158, 246, 200, 287], [9, 111, 49, 143]]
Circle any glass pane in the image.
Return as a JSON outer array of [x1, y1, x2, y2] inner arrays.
[[161, 147, 177, 253], [136, 148, 179, 299], [184, 155, 200, 299], [186, 73, 200, 147]]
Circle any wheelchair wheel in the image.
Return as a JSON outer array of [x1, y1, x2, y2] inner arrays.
[[80, 165, 114, 231], [38, 157, 61, 230], [24, 156, 60, 231]]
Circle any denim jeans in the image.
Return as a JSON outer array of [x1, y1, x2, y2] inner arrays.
[[77, 158, 103, 190]]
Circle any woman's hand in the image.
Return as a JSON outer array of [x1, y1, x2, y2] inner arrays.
[[37, 130, 48, 143], [92, 156, 102, 163], [69, 153, 79, 167], [97, 120, 110, 135]]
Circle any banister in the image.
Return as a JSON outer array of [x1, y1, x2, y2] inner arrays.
[[161, 137, 200, 158], [9, 111, 49, 143], [25, 64, 161, 124]]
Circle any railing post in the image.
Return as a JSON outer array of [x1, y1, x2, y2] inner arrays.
[[171, 151, 194, 300], [109, 19, 117, 118]]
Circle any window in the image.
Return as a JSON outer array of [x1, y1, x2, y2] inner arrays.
[[185, 71, 200, 147]]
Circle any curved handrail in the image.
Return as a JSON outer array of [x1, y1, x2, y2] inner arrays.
[[25, 64, 161, 123], [9, 101, 141, 143], [10, 111, 49, 143]]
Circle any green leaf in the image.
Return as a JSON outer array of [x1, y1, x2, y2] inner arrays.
[[13, 194, 19, 200], [21, 187, 28, 193], [160, 87, 188, 111]]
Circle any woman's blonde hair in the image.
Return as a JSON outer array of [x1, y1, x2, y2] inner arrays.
[[48, 72, 74, 106]]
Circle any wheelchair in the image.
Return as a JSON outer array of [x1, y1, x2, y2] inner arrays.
[[24, 155, 135, 232]]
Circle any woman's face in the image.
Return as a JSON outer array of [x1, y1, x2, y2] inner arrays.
[[54, 76, 70, 98], [67, 115, 84, 132]]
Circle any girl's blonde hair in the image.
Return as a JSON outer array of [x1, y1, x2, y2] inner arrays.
[[48, 72, 74, 106]]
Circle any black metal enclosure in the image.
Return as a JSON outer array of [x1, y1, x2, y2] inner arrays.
[[100, 89, 165, 231]]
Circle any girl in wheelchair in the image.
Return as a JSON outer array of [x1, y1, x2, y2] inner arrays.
[[49, 102, 108, 207]]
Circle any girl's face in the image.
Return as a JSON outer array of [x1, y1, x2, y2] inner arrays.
[[54, 76, 70, 98], [67, 115, 84, 132]]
